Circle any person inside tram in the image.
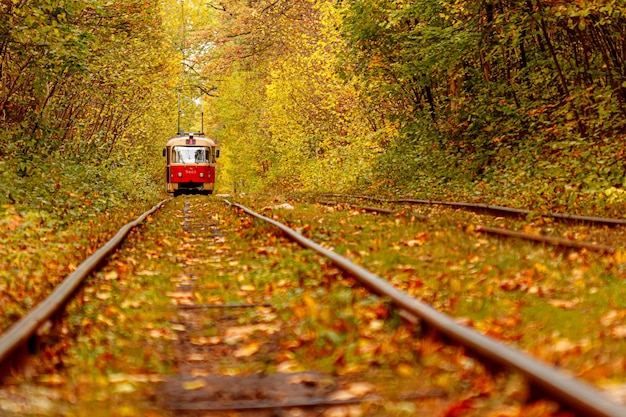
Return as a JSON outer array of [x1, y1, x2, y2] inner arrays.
[[195, 149, 204, 163]]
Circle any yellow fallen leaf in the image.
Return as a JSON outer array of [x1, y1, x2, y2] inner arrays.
[[234, 342, 262, 357], [38, 374, 65, 386], [108, 373, 128, 383], [552, 338, 578, 353], [405, 232, 429, 247], [188, 353, 206, 361], [113, 382, 136, 394], [149, 329, 163, 339], [182, 379, 207, 390], [97, 314, 114, 326], [136, 270, 159, 276], [601, 310, 626, 327], [328, 389, 355, 401], [277, 361, 301, 373], [396, 363, 413, 377], [548, 299, 579, 309], [121, 300, 142, 309], [103, 271, 119, 281], [95, 292, 111, 300], [346, 382, 374, 397]]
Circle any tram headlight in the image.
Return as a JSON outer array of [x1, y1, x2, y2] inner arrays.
[[177, 172, 183, 178], [199, 173, 204, 178]]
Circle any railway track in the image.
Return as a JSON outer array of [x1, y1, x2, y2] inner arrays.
[[0, 195, 625, 416], [316, 194, 626, 253]]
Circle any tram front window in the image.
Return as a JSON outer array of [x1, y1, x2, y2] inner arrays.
[[173, 146, 209, 163]]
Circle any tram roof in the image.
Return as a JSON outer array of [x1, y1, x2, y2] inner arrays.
[[166, 133, 218, 147]]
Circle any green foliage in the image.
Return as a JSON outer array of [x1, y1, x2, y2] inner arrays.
[[334, 0, 626, 212], [1, 0, 180, 225]]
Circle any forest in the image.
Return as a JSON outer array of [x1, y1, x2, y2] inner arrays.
[[2, 0, 626, 222]]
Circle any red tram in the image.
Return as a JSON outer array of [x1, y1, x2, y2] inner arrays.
[[163, 133, 220, 196]]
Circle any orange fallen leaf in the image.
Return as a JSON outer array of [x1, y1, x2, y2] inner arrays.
[[611, 325, 626, 339], [190, 336, 221, 346], [395, 363, 413, 377], [166, 291, 193, 299]]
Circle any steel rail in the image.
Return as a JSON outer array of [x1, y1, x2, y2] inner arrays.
[[227, 200, 626, 417], [475, 225, 616, 253], [318, 199, 616, 253], [317, 200, 396, 215], [319, 193, 626, 226], [0, 199, 171, 365]]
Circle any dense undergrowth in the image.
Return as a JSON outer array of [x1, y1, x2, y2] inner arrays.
[[370, 126, 626, 218]]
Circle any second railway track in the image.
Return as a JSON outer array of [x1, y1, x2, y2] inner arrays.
[[1, 195, 625, 416]]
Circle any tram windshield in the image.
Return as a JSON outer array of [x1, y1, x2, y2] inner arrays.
[[172, 146, 211, 164]]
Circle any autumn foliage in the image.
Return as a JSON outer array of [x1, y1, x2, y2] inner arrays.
[[186, 0, 626, 214]]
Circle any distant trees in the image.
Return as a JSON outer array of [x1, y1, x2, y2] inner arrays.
[[200, 0, 378, 191]]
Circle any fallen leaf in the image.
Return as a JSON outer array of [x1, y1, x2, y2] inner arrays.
[[191, 369, 211, 377], [288, 374, 319, 385], [548, 299, 579, 309], [103, 271, 119, 281], [108, 373, 128, 383], [113, 383, 136, 393], [190, 336, 221, 346], [611, 325, 626, 339], [233, 341, 262, 357], [277, 361, 301, 373], [98, 314, 114, 326], [166, 291, 193, 299], [136, 270, 159, 276], [405, 233, 429, 247], [182, 379, 207, 390], [38, 374, 66, 386], [346, 382, 374, 397], [601, 310, 626, 327], [328, 389, 355, 401], [395, 363, 413, 377], [95, 292, 111, 300], [188, 353, 206, 361], [121, 300, 142, 309]]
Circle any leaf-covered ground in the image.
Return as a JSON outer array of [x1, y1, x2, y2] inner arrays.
[[255, 195, 626, 396], [1, 194, 625, 416]]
